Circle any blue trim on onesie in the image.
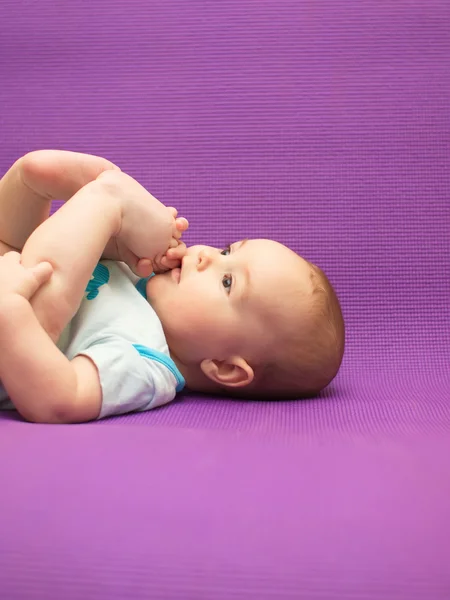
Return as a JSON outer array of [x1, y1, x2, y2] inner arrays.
[[132, 344, 185, 392], [135, 273, 154, 299]]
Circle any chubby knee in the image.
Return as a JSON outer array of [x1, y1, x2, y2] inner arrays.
[[20, 150, 54, 177], [18, 151, 59, 199]]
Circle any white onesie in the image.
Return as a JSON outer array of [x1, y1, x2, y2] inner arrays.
[[0, 261, 185, 419]]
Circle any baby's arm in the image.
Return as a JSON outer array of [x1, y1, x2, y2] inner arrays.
[[0, 253, 101, 423]]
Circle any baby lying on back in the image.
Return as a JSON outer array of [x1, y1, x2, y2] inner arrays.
[[0, 150, 345, 423]]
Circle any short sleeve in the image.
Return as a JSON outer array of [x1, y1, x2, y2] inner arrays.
[[78, 336, 180, 419]]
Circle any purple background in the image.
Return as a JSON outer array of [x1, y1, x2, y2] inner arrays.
[[1, 0, 449, 598]]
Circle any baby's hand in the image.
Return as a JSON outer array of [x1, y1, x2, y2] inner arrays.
[[138, 207, 188, 274], [0, 251, 53, 302]]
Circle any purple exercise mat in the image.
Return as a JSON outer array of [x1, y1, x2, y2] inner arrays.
[[1, 0, 449, 598]]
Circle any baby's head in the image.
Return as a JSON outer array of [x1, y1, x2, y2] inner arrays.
[[147, 239, 345, 399]]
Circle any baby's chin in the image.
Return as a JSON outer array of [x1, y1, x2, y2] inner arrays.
[[147, 268, 179, 297]]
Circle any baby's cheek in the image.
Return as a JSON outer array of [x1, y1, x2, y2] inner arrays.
[[173, 303, 197, 328], [175, 302, 209, 337]]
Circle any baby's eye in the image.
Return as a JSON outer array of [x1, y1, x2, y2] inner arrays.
[[222, 275, 232, 292], [220, 245, 231, 256]]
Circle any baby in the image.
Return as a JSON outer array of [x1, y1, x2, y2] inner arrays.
[[0, 150, 345, 423]]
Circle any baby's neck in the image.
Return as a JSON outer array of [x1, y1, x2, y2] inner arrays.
[[169, 352, 221, 395]]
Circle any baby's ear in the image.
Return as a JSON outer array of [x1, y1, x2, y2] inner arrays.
[[200, 357, 254, 388]]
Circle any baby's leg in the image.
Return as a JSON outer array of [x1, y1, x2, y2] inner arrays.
[[0, 150, 119, 255], [0, 155, 52, 255], [22, 176, 123, 343]]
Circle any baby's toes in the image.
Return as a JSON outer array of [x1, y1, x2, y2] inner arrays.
[[176, 217, 189, 231]]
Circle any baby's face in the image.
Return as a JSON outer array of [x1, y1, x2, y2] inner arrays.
[[147, 239, 312, 365]]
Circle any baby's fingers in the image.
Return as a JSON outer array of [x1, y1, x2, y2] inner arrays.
[[160, 255, 182, 271], [166, 242, 187, 260], [31, 261, 54, 286], [134, 258, 154, 278], [24, 261, 53, 299]]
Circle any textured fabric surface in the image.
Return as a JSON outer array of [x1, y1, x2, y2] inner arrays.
[[1, 0, 449, 598]]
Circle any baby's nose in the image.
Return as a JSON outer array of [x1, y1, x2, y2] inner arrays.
[[197, 248, 214, 271]]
